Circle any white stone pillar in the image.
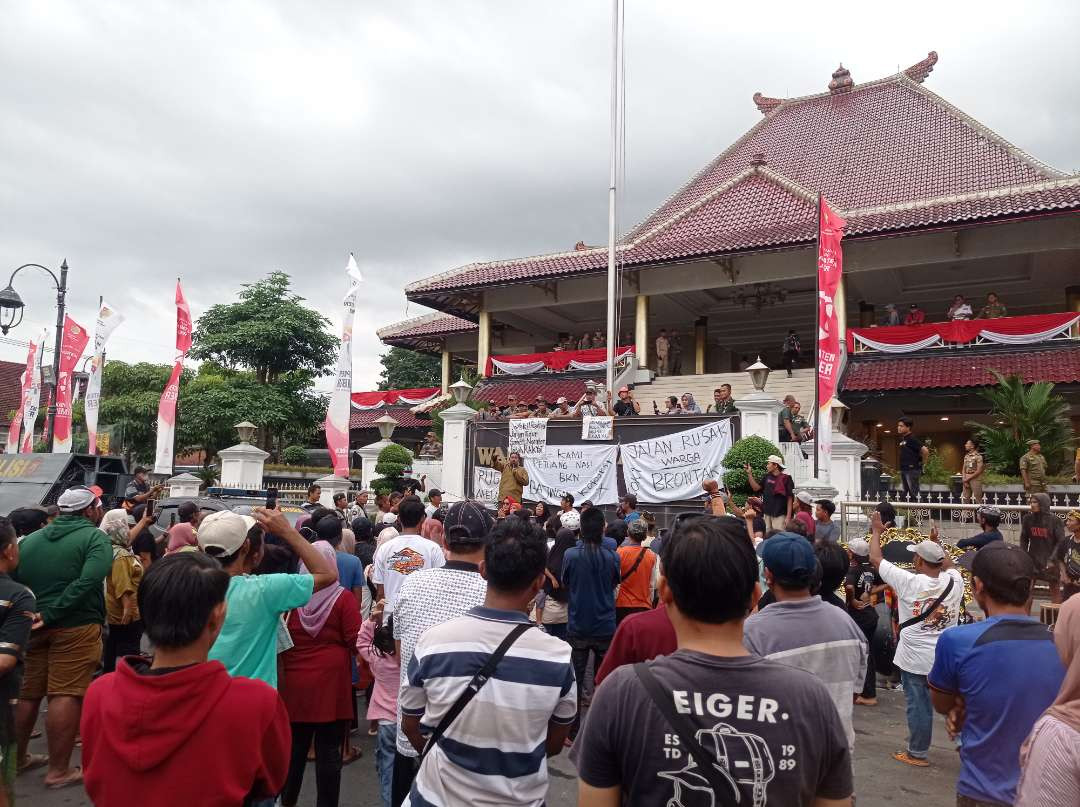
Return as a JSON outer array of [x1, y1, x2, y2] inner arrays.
[[801, 433, 868, 502], [167, 472, 202, 499], [439, 403, 475, 499], [736, 393, 784, 444], [634, 294, 649, 369], [218, 442, 270, 489], [355, 439, 397, 488], [440, 347, 452, 394], [477, 310, 491, 378], [316, 473, 353, 508]]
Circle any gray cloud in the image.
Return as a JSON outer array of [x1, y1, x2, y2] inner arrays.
[[2, 0, 1077, 390]]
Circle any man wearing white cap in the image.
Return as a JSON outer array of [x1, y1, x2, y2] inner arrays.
[[14, 485, 110, 789], [868, 512, 964, 767], [203, 508, 337, 689], [745, 455, 794, 531]]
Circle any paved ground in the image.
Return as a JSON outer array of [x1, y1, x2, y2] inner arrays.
[[20, 683, 959, 806]]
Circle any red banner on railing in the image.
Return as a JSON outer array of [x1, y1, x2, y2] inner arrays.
[[485, 346, 633, 376], [848, 312, 1080, 353]]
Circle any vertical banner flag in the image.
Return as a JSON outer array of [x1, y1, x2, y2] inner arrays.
[[85, 301, 125, 455], [5, 340, 37, 454], [154, 281, 192, 475], [21, 331, 45, 454], [325, 254, 364, 478], [816, 197, 846, 484], [52, 316, 90, 453]]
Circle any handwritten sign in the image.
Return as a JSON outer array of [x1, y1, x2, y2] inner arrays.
[[620, 419, 732, 503], [524, 444, 618, 506], [508, 417, 548, 458], [581, 416, 614, 441], [473, 466, 502, 504]]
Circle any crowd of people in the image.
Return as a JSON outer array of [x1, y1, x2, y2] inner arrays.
[[477, 383, 743, 421], [1, 470, 1079, 807], [880, 291, 1010, 326]]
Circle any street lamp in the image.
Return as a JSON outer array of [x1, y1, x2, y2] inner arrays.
[[0, 261, 69, 447], [745, 356, 771, 393], [375, 414, 398, 442]]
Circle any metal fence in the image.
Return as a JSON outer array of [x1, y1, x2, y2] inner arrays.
[[838, 498, 1073, 545]]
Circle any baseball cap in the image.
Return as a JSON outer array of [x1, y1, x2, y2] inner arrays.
[[57, 486, 100, 513], [427, 488, 443, 498], [766, 454, 785, 469], [556, 396, 568, 404], [87, 484, 104, 498], [846, 538, 870, 557], [443, 500, 496, 545], [795, 490, 814, 505], [197, 510, 257, 556], [560, 510, 581, 530], [618, 386, 630, 393], [133, 466, 149, 475], [760, 532, 816, 583], [908, 541, 946, 563], [1026, 438, 1040, 446], [381, 512, 398, 524]]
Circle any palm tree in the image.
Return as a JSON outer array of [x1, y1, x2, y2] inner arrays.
[[965, 371, 1073, 475]]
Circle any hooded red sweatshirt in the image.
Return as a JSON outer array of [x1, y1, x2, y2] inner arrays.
[[81, 657, 290, 807]]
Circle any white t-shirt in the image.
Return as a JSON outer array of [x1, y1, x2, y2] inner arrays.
[[878, 559, 964, 675], [371, 534, 446, 614]]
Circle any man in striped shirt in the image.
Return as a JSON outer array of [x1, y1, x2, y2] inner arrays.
[[400, 517, 577, 806]]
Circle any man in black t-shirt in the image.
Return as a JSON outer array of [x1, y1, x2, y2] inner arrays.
[[0, 516, 35, 799], [612, 386, 639, 416], [572, 516, 852, 806], [745, 455, 794, 531], [896, 417, 928, 499], [844, 538, 884, 705]]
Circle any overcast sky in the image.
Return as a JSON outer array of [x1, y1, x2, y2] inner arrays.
[[2, 0, 1078, 392]]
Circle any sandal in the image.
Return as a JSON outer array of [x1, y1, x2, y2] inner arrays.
[[44, 767, 83, 789], [892, 751, 929, 767], [341, 745, 362, 765], [855, 696, 878, 706], [17, 753, 48, 774]]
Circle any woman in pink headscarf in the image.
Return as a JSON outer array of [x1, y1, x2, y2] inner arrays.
[[279, 540, 361, 807], [1015, 591, 1080, 806]]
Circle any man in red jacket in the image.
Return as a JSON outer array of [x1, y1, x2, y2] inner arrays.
[[80, 552, 290, 807]]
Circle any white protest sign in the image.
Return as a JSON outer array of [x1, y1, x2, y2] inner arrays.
[[508, 417, 548, 457], [620, 419, 733, 503], [473, 466, 502, 504], [581, 416, 614, 441], [525, 444, 619, 506]]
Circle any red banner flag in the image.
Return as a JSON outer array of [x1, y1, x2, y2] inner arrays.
[[816, 196, 846, 482], [52, 315, 90, 453], [155, 280, 191, 474]]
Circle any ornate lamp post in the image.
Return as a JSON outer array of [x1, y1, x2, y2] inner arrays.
[[745, 356, 771, 393], [375, 414, 399, 442], [0, 260, 69, 446]]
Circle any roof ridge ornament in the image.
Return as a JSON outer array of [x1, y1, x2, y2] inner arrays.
[[753, 91, 783, 114], [828, 63, 854, 94], [903, 50, 939, 84]]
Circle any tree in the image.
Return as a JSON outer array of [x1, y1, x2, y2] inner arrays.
[[721, 435, 782, 506], [373, 443, 412, 496], [966, 371, 1073, 475], [377, 347, 441, 391], [98, 361, 194, 465]]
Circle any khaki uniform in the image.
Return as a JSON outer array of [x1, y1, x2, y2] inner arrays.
[[961, 450, 984, 503], [1019, 450, 1048, 493]]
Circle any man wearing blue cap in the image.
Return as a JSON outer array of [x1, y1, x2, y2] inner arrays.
[[743, 532, 868, 751]]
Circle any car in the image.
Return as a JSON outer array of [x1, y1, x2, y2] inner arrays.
[[148, 496, 308, 538]]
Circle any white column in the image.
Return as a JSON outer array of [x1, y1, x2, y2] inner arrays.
[[439, 403, 475, 499], [440, 347, 451, 394], [634, 294, 649, 369], [355, 439, 397, 488], [167, 472, 202, 499], [736, 393, 784, 444], [477, 310, 491, 378], [801, 433, 868, 502], [316, 473, 353, 508], [218, 442, 269, 489]]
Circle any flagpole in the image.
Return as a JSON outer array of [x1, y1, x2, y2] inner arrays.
[[604, 0, 623, 395], [813, 192, 822, 480]]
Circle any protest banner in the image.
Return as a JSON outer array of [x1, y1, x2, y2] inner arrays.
[[581, 416, 614, 441], [85, 300, 125, 455], [52, 316, 90, 454], [525, 444, 618, 505], [508, 417, 548, 458], [154, 281, 191, 474], [620, 419, 732, 503], [324, 254, 364, 477], [473, 465, 502, 504]]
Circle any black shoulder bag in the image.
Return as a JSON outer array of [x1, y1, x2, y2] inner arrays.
[[898, 576, 955, 631], [418, 622, 532, 762], [634, 663, 741, 806], [621, 546, 649, 582]]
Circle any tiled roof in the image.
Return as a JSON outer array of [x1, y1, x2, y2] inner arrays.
[[0, 360, 24, 426], [349, 405, 430, 430], [376, 311, 477, 349], [407, 56, 1078, 302], [470, 377, 603, 408], [841, 347, 1080, 392]]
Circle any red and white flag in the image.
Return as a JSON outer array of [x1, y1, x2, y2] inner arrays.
[[5, 339, 39, 454], [52, 316, 90, 453], [85, 301, 125, 455], [20, 332, 45, 454], [816, 196, 846, 483], [324, 254, 363, 478], [154, 281, 191, 475]]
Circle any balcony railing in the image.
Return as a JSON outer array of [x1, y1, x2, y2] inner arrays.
[[487, 346, 635, 377], [848, 311, 1080, 355]]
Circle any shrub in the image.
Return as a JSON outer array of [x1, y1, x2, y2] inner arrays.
[[282, 445, 307, 466], [721, 435, 782, 505], [373, 443, 412, 496]]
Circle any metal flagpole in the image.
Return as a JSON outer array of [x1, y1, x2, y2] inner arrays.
[[604, 0, 623, 395], [813, 193, 822, 479]]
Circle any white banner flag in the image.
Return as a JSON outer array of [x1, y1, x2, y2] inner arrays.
[[620, 419, 733, 503], [473, 466, 502, 504], [86, 301, 124, 455], [324, 254, 363, 478], [525, 444, 619, 506], [508, 418, 548, 458], [20, 330, 45, 454]]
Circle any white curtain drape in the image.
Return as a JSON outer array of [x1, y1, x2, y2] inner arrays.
[[979, 315, 1079, 345], [490, 358, 547, 375], [853, 333, 943, 353]]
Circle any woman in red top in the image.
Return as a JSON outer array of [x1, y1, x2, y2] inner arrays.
[[280, 541, 361, 807]]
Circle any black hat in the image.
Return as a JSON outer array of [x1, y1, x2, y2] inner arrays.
[[443, 500, 495, 546]]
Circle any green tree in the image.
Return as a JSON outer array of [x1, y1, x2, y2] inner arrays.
[[98, 361, 195, 465], [965, 371, 1073, 475], [373, 443, 412, 496], [377, 347, 441, 390], [721, 435, 782, 506]]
